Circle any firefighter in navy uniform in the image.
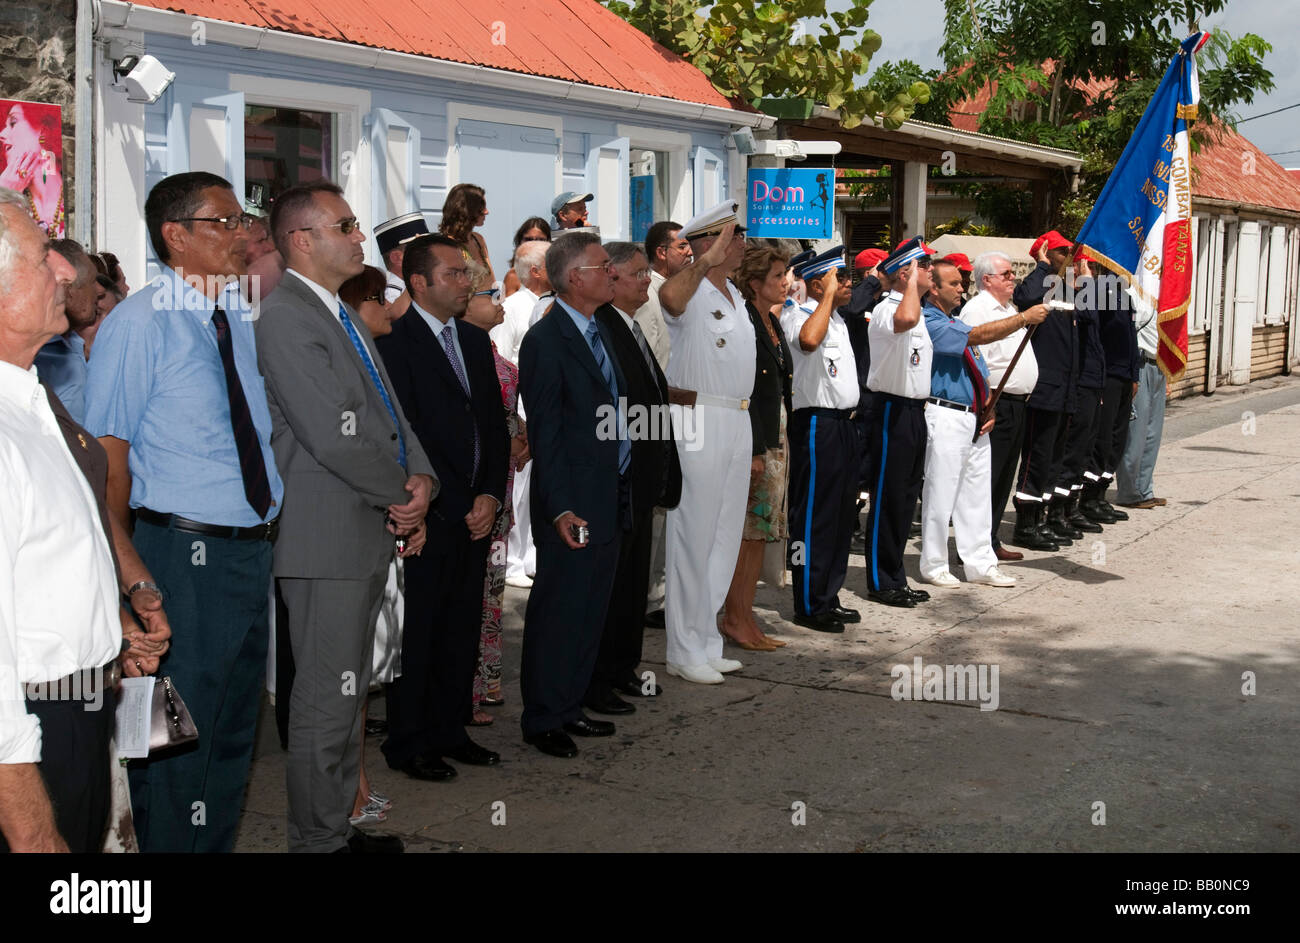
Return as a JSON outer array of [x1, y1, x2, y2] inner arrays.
[[1010, 230, 1079, 550], [781, 246, 861, 632]]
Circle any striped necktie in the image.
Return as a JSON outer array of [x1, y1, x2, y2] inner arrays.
[[438, 324, 480, 482], [338, 303, 405, 468], [586, 320, 630, 475]]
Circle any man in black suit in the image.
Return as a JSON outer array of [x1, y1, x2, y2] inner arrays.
[[375, 234, 510, 780], [584, 242, 683, 716], [518, 232, 630, 758]]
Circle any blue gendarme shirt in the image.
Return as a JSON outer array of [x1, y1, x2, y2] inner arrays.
[[83, 268, 284, 526], [923, 301, 988, 407], [33, 332, 87, 424]]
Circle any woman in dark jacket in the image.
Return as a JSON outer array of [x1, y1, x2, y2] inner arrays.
[[721, 244, 794, 651]]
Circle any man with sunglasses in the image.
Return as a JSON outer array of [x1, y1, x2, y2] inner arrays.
[[257, 181, 436, 853], [84, 172, 284, 852], [374, 234, 510, 780]]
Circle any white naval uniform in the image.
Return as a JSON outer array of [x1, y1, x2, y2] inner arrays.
[[496, 287, 541, 582], [383, 268, 405, 305], [663, 277, 755, 667]]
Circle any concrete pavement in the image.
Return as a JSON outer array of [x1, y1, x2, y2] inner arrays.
[[235, 375, 1300, 852]]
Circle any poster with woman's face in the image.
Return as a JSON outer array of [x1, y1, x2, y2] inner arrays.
[[0, 99, 65, 239]]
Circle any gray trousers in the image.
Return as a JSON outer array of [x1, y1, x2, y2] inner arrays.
[[1116, 359, 1167, 503], [279, 570, 387, 853]]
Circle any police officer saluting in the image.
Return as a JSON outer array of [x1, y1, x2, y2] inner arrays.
[[781, 246, 861, 632], [863, 238, 936, 609]]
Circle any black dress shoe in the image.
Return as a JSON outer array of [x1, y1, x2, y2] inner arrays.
[[830, 605, 862, 623], [444, 738, 500, 766], [903, 587, 930, 602], [524, 729, 578, 758], [364, 717, 389, 737], [614, 677, 661, 697], [644, 609, 666, 628], [793, 611, 845, 633], [564, 715, 616, 737], [867, 588, 916, 609], [345, 830, 404, 854], [399, 754, 457, 781], [583, 689, 636, 715]]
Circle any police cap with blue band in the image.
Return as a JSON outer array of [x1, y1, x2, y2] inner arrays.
[[793, 245, 847, 280], [881, 236, 936, 274]]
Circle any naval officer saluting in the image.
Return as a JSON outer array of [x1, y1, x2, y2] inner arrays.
[[658, 201, 754, 685], [863, 238, 936, 609], [781, 246, 862, 633]]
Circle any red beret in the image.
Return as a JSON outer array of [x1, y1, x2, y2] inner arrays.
[[941, 252, 972, 272], [1034, 229, 1073, 252], [854, 248, 887, 270]]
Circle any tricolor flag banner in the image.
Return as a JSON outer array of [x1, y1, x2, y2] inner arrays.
[[1076, 31, 1209, 381]]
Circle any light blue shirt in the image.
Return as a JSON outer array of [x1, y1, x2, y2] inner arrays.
[[924, 302, 987, 406], [83, 268, 284, 525], [411, 301, 468, 392], [33, 332, 87, 424]]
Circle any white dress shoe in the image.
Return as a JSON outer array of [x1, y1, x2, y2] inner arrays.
[[707, 657, 743, 674], [667, 662, 725, 684], [924, 570, 961, 588], [505, 574, 534, 589], [971, 566, 1016, 587]]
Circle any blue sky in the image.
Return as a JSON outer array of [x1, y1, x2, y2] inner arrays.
[[850, 0, 1300, 165]]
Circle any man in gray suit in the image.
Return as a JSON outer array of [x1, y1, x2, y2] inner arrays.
[[257, 181, 437, 853]]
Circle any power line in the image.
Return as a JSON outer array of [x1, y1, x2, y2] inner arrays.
[[1239, 102, 1300, 124], [1264, 148, 1300, 158]]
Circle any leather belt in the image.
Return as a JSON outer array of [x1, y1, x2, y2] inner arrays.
[[999, 392, 1029, 402], [666, 387, 748, 410], [25, 658, 121, 701], [136, 507, 279, 542], [1141, 353, 1159, 366], [798, 406, 856, 420], [926, 396, 974, 413]]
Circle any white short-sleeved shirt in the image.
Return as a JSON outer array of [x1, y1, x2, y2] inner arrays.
[[1, 363, 121, 764], [383, 268, 405, 304], [959, 291, 1039, 394], [867, 291, 932, 400], [664, 277, 755, 400], [781, 300, 859, 410], [491, 285, 539, 366]]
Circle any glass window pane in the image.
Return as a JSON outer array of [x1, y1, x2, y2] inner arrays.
[[244, 105, 335, 215]]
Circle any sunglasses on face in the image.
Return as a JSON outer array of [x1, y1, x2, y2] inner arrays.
[[362, 293, 387, 306], [290, 217, 361, 236], [473, 282, 504, 305]]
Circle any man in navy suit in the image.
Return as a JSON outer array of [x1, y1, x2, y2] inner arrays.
[[375, 234, 510, 780], [584, 242, 683, 715], [518, 232, 630, 758]]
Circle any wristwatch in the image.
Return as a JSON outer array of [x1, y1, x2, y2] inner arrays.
[[127, 580, 164, 602]]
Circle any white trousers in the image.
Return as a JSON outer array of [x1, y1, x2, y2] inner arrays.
[[920, 405, 998, 581], [506, 460, 536, 579], [645, 507, 667, 613], [665, 405, 752, 667]]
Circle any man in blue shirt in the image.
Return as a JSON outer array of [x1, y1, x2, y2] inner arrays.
[[919, 259, 1045, 588], [84, 171, 283, 852], [32, 239, 97, 423]]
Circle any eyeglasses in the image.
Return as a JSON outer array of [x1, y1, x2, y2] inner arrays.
[[361, 293, 387, 306], [988, 270, 1016, 280], [290, 217, 361, 236], [575, 262, 615, 273], [616, 268, 652, 281], [473, 283, 504, 305], [171, 214, 255, 231]]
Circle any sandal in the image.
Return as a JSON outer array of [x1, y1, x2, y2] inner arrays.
[[470, 708, 495, 726]]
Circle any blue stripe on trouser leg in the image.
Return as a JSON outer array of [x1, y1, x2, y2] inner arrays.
[[870, 401, 892, 591], [801, 414, 818, 613]]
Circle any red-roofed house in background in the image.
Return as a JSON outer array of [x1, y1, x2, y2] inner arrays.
[[90, 0, 772, 284], [1181, 124, 1300, 397]]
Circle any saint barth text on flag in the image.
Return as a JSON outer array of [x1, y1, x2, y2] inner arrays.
[[1075, 31, 1210, 381]]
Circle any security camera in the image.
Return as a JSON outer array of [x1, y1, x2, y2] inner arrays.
[[113, 54, 176, 105]]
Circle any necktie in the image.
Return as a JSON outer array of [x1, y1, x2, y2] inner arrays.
[[211, 307, 273, 518], [338, 303, 406, 468], [587, 320, 630, 475], [631, 319, 656, 373], [438, 324, 481, 482]]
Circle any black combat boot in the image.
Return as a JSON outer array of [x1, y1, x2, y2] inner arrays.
[[1067, 490, 1104, 532], [1010, 503, 1059, 551], [1045, 495, 1081, 543], [1079, 480, 1118, 524]]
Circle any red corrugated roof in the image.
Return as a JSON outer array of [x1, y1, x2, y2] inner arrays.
[[1190, 123, 1300, 214], [132, 0, 738, 108]]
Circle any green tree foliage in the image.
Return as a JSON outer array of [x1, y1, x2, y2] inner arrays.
[[930, 0, 1274, 231], [602, 0, 929, 129]]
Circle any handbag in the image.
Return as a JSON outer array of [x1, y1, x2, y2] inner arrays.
[[149, 676, 198, 753]]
